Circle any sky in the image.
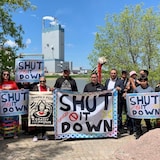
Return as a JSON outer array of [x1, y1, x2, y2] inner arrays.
[[8, 0, 160, 69]]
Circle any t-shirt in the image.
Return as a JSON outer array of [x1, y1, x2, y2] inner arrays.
[[60, 79, 72, 91], [0, 80, 19, 90]]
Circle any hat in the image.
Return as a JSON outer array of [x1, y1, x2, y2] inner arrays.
[[129, 71, 137, 77], [63, 68, 70, 72]]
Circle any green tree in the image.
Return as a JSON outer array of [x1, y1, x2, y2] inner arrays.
[[0, 0, 36, 73], [88, 4, 160, 85]]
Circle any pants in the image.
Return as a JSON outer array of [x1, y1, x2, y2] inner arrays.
[[135, 119, 152, 136], [34, 126, 46, 137]]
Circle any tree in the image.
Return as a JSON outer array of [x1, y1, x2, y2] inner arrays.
[[88, 4, 160, 85], [0, 0, 36, 73]]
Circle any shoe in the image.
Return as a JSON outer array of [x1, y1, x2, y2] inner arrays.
[[43, 135, 48, 141], [33, 136, 38, 142], [135, 133, 142, 139], [127, 129, 134, 135]]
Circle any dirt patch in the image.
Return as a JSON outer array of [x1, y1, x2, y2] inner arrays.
[[114, 128, 160, 160]]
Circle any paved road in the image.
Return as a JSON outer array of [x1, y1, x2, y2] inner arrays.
[[0, 131, 134, 160]]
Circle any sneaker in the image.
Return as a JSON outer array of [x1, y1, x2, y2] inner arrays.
[[33, 136, 38, 142], [43, 135, 48, 141]]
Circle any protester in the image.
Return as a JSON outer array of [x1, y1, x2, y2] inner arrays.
[[17, 82, 38, 134], [0, 70, 19, 140], [155, 82, 160, 92], [133, 75, 154, 139], [83, 72, 105, 92], [139, 69, 149, 77], [54, 68, 78, 91], [104, 69, 124, 134], [32, 76, 51, 142], [120, 70, 129, 128], [124, 70, 139, 135]]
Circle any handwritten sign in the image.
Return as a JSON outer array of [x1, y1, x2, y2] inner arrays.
[[0, 90, 29, 116], [15, 58, 44, 82], [28, 92, 54, 127], [126, 92, 160, 119], [54, 90, 118, 139]]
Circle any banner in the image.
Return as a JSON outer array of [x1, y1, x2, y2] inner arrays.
[[54, 90, 118, 139], [0, 90, 29, 116], [126, 92, 160, 119], [28, 92, 54, 127], [15, 58, 44, 82]]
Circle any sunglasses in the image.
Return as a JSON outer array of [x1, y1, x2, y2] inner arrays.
[[3, 73, 9, 76], [40, 80, 46, 83]]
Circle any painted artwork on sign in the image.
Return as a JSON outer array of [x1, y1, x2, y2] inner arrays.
[[126, 92, 160, 119], [54, 90, 118, 139], [28, 92, 54, 127], [0, 90, 29, 116], [15, 58, 44, 82]]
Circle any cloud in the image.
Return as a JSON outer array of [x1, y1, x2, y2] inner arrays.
[[66, 43, 74, 47], [4, 40, 17, 47], [26, 38, 31, 46]]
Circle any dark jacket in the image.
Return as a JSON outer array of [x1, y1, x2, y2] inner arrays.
[[54, 76, 78, 91], [83, 82, 105, 92], [105, 78, 124, 93]]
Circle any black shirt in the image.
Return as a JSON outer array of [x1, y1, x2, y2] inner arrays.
[[83, 82, 105, 92]]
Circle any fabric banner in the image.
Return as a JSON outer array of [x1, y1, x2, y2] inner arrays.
[[126, 92, 160, 119], [28, 91, 54, 127], [15, 58, 44, 82], [0, 90, 29, 116], [54, 90, 118, 139]]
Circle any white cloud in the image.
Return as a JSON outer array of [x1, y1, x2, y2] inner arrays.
[[66, 43, 74, 47], [4, 40, 17, 47], [26, 38, 31, 46]]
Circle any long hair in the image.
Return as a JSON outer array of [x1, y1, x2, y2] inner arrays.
[[1, 70, 11, 83]]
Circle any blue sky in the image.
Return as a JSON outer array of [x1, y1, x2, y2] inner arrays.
[[9, 0, 160, 69]]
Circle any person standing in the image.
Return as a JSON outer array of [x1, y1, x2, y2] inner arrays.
[[125, 70, 139, 135], [83, 72, 104, 92], [32, 76, 51, 142], [54, 69, 78, 92], [133, 75, 154, 139], [104, 69, 124, 134], [120, 70, 129, 128], [0, 70, 19, 140]]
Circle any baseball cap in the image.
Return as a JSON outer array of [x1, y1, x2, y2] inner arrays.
[[63, 68, 70, 72]]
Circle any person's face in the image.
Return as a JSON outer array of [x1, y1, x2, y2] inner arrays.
[[110, 70, 117, 80], [91, 74, 98, 84], [122, 73, 127, 79], [39, 78, 46, 86], [140, 80, 148, 88], [2, 72, 9, 81], [131, 74, 137, 79], [63, 70, 70, 78], [140, 70, 147, 77]]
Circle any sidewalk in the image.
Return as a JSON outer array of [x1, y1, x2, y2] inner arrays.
[[0, 131, 134, 160]]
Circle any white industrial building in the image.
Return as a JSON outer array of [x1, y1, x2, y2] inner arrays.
[[42, 16, 72, 73]]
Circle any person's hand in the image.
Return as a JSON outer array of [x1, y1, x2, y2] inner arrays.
[[50, 87, 55, 92], [116, 86, 121, 91]]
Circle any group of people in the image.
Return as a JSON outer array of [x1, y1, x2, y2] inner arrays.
[[83, 68, 158, 139], [0, 68, 159, 141]]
